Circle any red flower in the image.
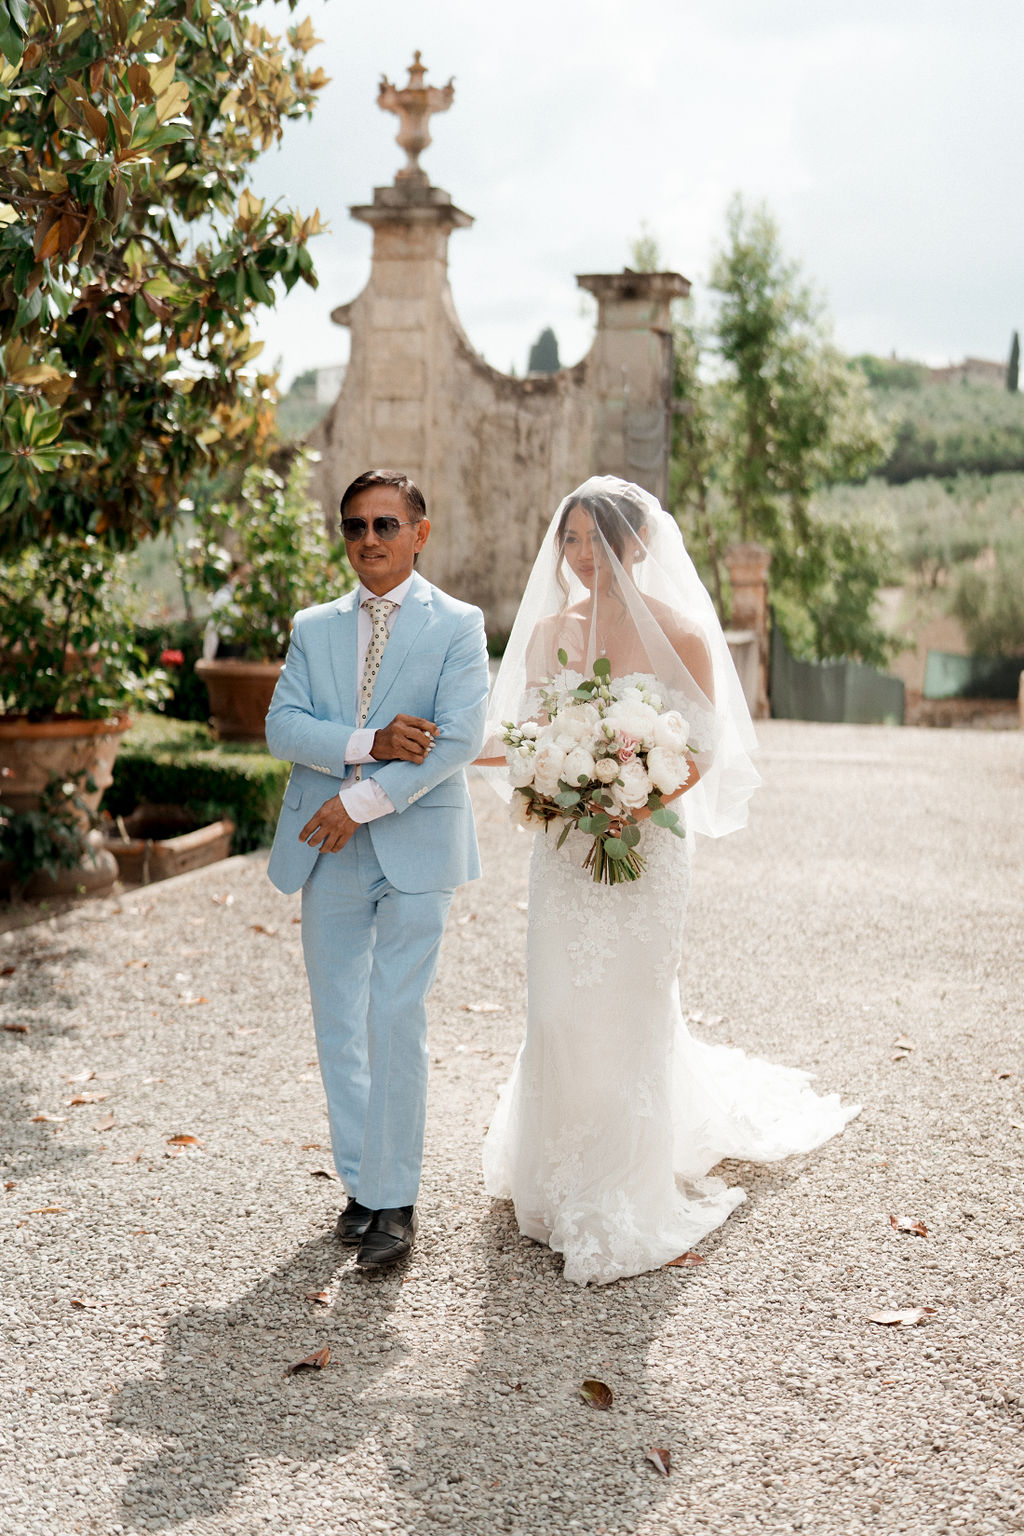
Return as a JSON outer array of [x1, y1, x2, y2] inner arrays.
[[159, 649, 185, 668]]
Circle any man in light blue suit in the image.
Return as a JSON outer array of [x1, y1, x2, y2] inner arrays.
[[265, 470, 489, 1270]]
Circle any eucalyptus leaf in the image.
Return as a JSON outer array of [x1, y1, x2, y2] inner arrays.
[[603, 836, 628, 859], [557, 648, 568, 666]]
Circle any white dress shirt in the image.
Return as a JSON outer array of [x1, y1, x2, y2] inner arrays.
[[337, 575, 416, 823]]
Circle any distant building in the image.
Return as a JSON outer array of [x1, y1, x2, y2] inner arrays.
[[927, 357, 1005, 387]]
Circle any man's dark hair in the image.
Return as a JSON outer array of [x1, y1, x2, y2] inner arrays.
[[339, 470, 427, 523]]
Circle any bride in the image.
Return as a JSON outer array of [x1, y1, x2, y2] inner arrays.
[[479, 476, 859, 1286]]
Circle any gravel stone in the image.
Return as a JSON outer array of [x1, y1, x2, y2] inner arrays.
[[0, 720, 1021, 1535]]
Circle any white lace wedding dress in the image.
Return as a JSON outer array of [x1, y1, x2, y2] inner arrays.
[[483, 818, 860, 1286]]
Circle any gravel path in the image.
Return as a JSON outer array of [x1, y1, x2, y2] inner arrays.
[[1, 719, 1021, 1536]]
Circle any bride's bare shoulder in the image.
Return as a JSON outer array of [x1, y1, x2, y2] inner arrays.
[[644, 595, 714, 695]]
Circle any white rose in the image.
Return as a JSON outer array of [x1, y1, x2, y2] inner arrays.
[[603, 700, 659, 748], [616, 760, 653, 808], [646, 746, 691, 795], [532, 741, 568, 797], [520, 720, 540, 739], [562, 746, 596, 787], [505, 744, 536, 789], [653, 709, 690, 753], [593, 756, 620, 784], [554, 701, 600, 741]]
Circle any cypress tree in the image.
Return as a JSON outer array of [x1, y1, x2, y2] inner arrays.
[[527, 327, 560, 374], [1007, 331, 1020, 393]]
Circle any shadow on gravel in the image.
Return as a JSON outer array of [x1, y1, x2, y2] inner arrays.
[[106, 1169, 804, 1534], [108, 1201, 689, 1534], [110, 1232, 406, 1528], [1, 943, 95, 1183]]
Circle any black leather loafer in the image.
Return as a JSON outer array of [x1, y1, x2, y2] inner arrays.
[[335, 1197, 375, 1246], [355, 1205, 417, 1270]]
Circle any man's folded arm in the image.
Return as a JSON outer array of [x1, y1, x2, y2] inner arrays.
[[265, 620, 357, 774], [369, 609, 489, 812]]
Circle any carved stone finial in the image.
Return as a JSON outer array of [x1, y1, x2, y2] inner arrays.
[[377, 51, 455, 185]]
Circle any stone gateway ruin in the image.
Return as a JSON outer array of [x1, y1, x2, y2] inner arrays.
[[310, 54, 689, 635]]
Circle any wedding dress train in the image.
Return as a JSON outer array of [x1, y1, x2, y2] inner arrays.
[[482, 821, 860, 1286]]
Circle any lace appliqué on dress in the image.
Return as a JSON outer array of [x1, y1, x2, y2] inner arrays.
[[482, 811, 861, 1287]]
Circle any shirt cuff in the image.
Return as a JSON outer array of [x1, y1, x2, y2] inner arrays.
[[344, 727, 377, 765], [338, 778, 396, 824]]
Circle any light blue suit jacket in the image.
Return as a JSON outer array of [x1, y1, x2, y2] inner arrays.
[[264, 573, 489, 896]]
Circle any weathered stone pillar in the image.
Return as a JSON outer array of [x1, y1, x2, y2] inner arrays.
[[308, 56, 693, 633], [724, 542, 772, 719], [575, 270, 690, 507]]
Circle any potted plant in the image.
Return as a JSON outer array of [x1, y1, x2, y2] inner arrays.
[[0, 536, 171, 893], [188, 449, 352, 742]]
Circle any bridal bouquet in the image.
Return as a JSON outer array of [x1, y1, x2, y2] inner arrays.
[[500, 651, 694, 884]]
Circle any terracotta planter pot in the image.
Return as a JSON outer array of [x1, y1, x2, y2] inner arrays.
[[100, 803, 235, 885], [0, 714, 131, 830], [195, 658, 283, 744]]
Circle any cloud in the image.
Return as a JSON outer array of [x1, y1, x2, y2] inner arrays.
[[249, 0, 1024, 386]]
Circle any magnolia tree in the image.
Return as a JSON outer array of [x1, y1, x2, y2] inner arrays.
[[0, 0, 328, 551]]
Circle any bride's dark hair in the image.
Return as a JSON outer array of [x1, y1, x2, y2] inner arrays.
[[554, 488, 648, 599]]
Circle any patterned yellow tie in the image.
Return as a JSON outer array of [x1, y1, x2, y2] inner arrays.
[[354, 597, 396, 779]]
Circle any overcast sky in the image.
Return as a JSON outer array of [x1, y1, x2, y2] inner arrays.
[[248, 0, 1023, 389]]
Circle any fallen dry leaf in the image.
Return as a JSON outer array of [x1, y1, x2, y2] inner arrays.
[[995, 1070, 1015, 1080], [301, 1143, 324, 1151], [889, 1213, 928, 1238], [94, 1112, 115, 1133], [4, 1181, 16, 1191], [166, 1134, 203, 1148], [308, 1167, 338, 1180], [868, 1307, 937, 1327], [291, 915, 301, 924], [210, 893, 234, 906], [580, 1379, 614, 1410], [3, 1023, 29, 1034], [461, 1001, 503, 1014], [305, 1291, 330, 1306], [891, 1051, 911, 1063], [250, 923, 277, 936], [66, 1091, 109, 1106], [892, 1037, 916, 1052], [29, 1206, 67, 1215], [65, 1070, 95, 1085], [285, 1346, 330, 1376], [182, 996, 210, 1007], [664, 1251, 705, 1268], [1, 964, 16, 976], [31, 1112, 65, 1123], [645, 1448, 671, 1477], [70, 1297, 104, 1309]]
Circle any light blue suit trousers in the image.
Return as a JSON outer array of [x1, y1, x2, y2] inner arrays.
[[265, 574, 489, 1208]]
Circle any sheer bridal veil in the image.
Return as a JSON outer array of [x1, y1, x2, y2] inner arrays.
[[483, 476, 760, 838]]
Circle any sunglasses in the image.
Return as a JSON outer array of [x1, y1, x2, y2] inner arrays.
[[340, 516, 417, 542]]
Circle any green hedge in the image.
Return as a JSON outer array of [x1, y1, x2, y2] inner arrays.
[[107, 715, 289, 853]]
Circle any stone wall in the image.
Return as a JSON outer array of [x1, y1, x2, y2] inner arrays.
[[310, 178, 688, 633]]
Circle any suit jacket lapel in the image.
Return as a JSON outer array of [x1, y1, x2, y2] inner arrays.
[[329, 590, 360, 723], [365, 574, 432, 726]]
